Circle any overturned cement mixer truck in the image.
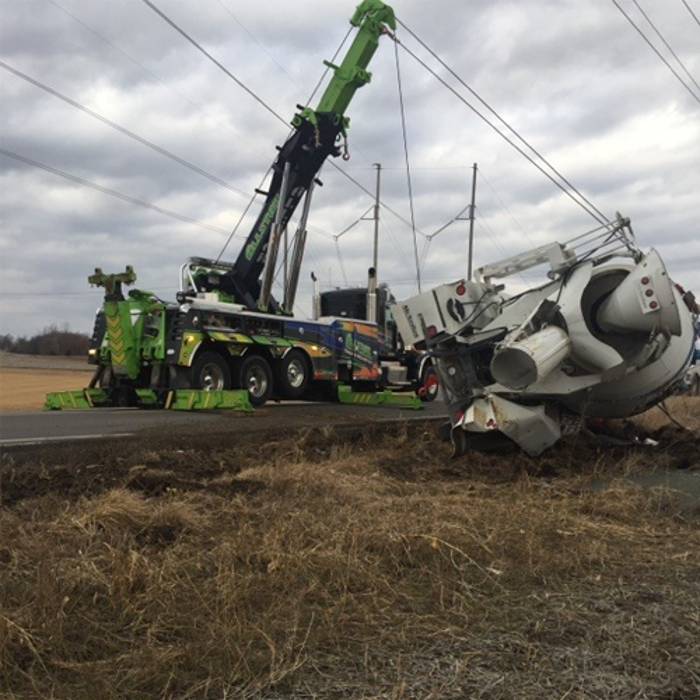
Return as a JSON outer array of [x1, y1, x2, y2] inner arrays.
[[392, 215, 698, 456]]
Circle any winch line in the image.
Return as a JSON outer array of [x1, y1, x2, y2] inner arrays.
[[394, 36, 422, 293]]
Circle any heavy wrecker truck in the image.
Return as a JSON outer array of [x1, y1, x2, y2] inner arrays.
[[46, 0, 437, 412]]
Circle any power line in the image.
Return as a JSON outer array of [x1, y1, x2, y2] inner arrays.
[[214, 25, 354, 260], [0, 68, 338, 247], [333, 206, 375, 240], [44, 0, 249, 145], [630, 0, 700, 94], [0, 61, 252, 200], [1, 148, 231, 235], [141, 0, 287, 129], [323, 164, 429, 238], [215, 0, 301, 90], [139, 0, 391, 260], [681, 0, 700, 28], [395, 21, 610, 226], [610, 0, 700, 104], [477, 169, 535, 248]]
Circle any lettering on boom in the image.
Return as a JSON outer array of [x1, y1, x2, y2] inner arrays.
[[245, 193, 280, 262]]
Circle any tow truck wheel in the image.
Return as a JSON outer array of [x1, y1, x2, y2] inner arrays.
[[238, 355, 273, 407], [419, 365, 439, 402], [191, 351, 232, 391], [275, 349, 309, 400]]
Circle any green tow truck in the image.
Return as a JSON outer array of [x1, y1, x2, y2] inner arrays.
[[47, 1, 435, 413]]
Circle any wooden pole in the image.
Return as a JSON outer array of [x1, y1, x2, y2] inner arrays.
[[468, 162, 477, 281], [373, 163, 381, 274]]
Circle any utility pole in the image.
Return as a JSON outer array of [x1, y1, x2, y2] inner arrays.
[[373, 163, 381, 274], [467, 162, 477, 281]]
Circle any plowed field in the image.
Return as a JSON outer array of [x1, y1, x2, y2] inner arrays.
[[0, 352, 92, 411]]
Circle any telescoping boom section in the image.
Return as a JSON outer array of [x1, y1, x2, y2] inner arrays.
[[220, 0, 397, 313]]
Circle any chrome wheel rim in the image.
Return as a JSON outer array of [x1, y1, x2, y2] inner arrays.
[[200, 363, 225, 391], [286, 359, 305, 389], [246, 366, 269, 398]]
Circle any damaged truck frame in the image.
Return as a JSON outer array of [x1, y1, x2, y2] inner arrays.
[[392, 216, 697, 455]]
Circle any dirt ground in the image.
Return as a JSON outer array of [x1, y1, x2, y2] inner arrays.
[[1, 356, 700, 698]]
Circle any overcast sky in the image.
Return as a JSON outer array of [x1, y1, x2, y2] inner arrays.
[[1, 0, 699, 338]]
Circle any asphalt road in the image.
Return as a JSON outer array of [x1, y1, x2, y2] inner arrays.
[[0, 399, 448, 448]]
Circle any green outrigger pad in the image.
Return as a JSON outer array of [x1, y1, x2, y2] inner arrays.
[[163, 389, 252, 411], [44, 388, 110, 410], [336, 385, 423, 410], [45, 388, 252, 412]]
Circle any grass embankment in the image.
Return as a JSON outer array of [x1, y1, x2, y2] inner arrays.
[[1, 398, 699, 699]]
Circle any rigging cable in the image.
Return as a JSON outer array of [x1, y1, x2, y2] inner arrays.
[[1, 148, 231, 235], [395, 21, 610, 225], [610, 0, 700, 104], [334, 238, 349, 286], [214, 177, 266, 262], [393, 34, 422, 293]]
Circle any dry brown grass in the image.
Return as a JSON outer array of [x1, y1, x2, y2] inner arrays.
[[1, 399, 699, 699]]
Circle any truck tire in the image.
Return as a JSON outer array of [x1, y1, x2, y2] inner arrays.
[[419, 365, 439, 402], [190, 351, 232, 391], [275, 349, 309, 400], [238, 354, 273, 407]]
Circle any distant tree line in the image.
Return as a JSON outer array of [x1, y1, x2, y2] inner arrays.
[[0, 325, 90, 356]]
